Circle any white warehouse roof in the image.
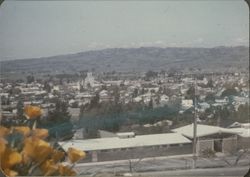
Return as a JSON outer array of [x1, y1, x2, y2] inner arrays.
[[172, 124, 239, 139], [59, 133, 191, 152]]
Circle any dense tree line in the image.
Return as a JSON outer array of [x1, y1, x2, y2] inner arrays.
[[39, 99, 74, 140], [78, 95, 180, 138]]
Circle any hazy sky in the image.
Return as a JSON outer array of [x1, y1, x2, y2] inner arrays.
[[0, 0, 248, 60]]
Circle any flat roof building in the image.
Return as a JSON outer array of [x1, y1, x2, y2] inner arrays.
[[59, 133, 192, 162], [172, 124, 244, 155]]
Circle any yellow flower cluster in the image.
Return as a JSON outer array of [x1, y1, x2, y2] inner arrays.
[[24, 105, 42, 119], [0, 105, 86, 176]]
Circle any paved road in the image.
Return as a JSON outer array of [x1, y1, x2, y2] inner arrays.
[[75, 154, 250, 175], [136, 166, 250, 176], [78, 166, 250, 177]]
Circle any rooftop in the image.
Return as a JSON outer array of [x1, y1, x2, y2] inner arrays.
[[59, 133, 191, 151], [228, 128, 250, 138], [172, 124, 240, 139]]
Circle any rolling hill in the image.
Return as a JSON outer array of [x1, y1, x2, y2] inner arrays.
[[1, 46, 248, 74]]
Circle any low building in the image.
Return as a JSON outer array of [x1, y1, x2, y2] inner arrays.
[[99, 90, 113, 102], [213, 97, 229, 106], [228, 122, 250, 150], [181, 99, 193, 110], [198, 102, 210, 112], [159, 95, 169, 107], [59, 133, 192, 162], [232, 96, 249, 111], [73, 128, 85, 140], [172, 124, 239, 155]]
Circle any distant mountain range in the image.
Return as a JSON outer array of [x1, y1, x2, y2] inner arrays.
[[1, 46, 249, 74]]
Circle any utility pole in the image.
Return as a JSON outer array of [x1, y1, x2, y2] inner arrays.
[[192, 75, 197, 169]]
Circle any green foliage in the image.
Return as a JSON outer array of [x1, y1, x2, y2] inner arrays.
[[132, 88, 139, 98], [234, 104, 249, 122], [145, 70, 158, 79], [47, 100, 71, 123], [205, 103, 250, 127], [1, 95, 10, 105], [7, 86, 21, 96], [79, 102, 179, 138], [221, 88, 238, 97], [41, 99, 74, 140], [43, 81, 52, 93], [89, 93, 100, 109], [2, 100, 35, 127], [206, 79, 213, 88], [16, 100, 24, 118], [205, 93, 215, 102], [71, 101, 79, 108], [185, 86, 195, 100], [113, 86, 120, 104], [168, 68, 178, 77], [148, 99, 153, 109], [26, 75, 35, 84]]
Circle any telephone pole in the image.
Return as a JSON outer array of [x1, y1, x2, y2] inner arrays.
[[192, 76, 197, 169]]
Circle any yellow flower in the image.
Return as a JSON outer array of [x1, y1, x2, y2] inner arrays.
[[51, 150, 65, 163], [22, 137, 53, 163], [0, 127, 23, 175], [21, 152, 30, 165], [14, 126, 31, 136], [24, 105, 42, 119], [0, 138, 7, 155], [67, 147, 86, 163], [0, 138, 7, 165], [32, 128, 49, 139], [1, 148, 22, 170], [35, 139, 53, 162], [21, 137, 34, 164], [3, 169, 18, 177], [58, 164, 76, 176], [0, 126, 9, 137], [40, 159, 58, 176]]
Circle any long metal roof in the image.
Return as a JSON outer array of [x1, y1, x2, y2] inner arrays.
[[59, 132, 191, 151]]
